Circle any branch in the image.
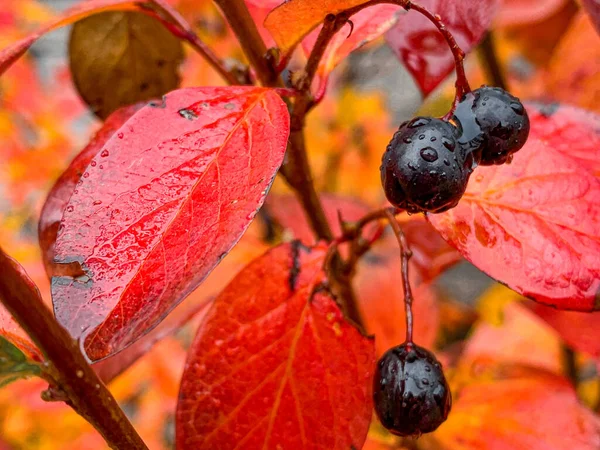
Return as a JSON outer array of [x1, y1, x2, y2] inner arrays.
[[212, 0, 279, 86], [0, 249, 148, 450], [147, 1, 244, 85]]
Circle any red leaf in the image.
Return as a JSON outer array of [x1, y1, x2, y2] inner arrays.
[[435, 362, 600, 449], [301, 5, 402, 93], [429, 103, 600, 311], [0, 0, 157, 76], [176, 243, 375, 450], [52, 86, 289, 361], [385, 0, 499, 96], [0, 249, 44, 362], [527, 102, 600, 178], [582, 0, 600, 34], [39, 103, 143, 279], [530, 302, 600, 360]]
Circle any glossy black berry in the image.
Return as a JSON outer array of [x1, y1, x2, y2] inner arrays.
[[453, 86, 530, 166], [381, 117, 474, 213], [373, 343, 451, 437]]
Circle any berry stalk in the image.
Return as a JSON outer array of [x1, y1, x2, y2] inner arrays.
[[384, 209, 414, 344]]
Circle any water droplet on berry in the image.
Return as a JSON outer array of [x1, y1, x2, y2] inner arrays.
[[101, 150, 109, 157], [409, 117, 431, 128], [419, 134, 425, 140], [404, 137, 412, 144], [510, 102, 524, 115], [430, 136, 437, 142], [420, 148, 438, 162], [90, 161, 97, 167], [117, 132, 124, 139], [442, 138, 455, 152], [66, 206, 74, 213]]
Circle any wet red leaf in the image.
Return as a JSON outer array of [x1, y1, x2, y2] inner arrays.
[[582, 0, 600, 34], [51, 86, 289, 361], [176, 242, 375, 450], [530, 302, 600, 360], [0, 0, 157, 76], [526, 102, 600, 178], [497, 0, 570, 27], [429, 103, 600, 312], [0, 249, 43, 362], [39, 103, 143, 279], [385, 0, 499, 96], [435, 361, 600, 449]]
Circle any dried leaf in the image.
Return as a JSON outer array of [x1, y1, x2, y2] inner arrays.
[[69, 11, 183, 119], [176, 243, 375, 449]]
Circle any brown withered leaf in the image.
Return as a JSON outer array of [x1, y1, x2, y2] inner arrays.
[[69, 11, 184, 119]]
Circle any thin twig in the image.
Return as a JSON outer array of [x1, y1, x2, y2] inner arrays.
[[0, 249, 148, 450], [384, 210, 414, 344]]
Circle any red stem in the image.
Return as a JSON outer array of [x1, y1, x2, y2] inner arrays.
[[384, 210, 414, 344]]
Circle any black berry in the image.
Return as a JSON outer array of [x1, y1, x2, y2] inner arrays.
[[453, 86, 530, 166], [381, 117, 474, 213], [373, 343, 451, 437]]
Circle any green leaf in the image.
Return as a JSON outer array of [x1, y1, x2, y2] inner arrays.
[[0, 336, 41, 387]]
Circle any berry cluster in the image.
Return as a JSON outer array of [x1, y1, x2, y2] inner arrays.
[[381, 86, 530, 213]]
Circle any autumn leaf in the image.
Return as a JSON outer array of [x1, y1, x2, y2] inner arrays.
[[264, 0, 373, 55], [39, 103, 143, 279], [385, 0, 499, 96], [429, 103, 600, 311], [536, 13, 600, 114], [69, 12, 183, 119], [530, 302, 600, 360], [176, 242, 375, 450], [431, 362, 600, 449], [51, 86, 290, 361]]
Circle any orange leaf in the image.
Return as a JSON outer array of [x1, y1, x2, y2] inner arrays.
[[265, 0, 371, 55], [176, 242, 375, 449], [434, 362, 600, 449]]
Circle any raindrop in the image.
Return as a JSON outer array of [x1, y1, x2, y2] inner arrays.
[[430, 136, 437, 142], [422, 378, 430, 386], [409, 117, 431, 128], [66, 206, 74, 213], [90, 161, 97, 167], [420, 147, 439, 162], [117, 132, 124, 139], [442, 138, 455, 152], [83, 173, 90, 178], [443, 159, 450, 166], [93, 200, 102, 206], [408, 162, 417, 171], [419, 134, 426, 140], [404, 137, 412, 144], [510, 102, 524, 115], [100, 150, 109, 157]]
